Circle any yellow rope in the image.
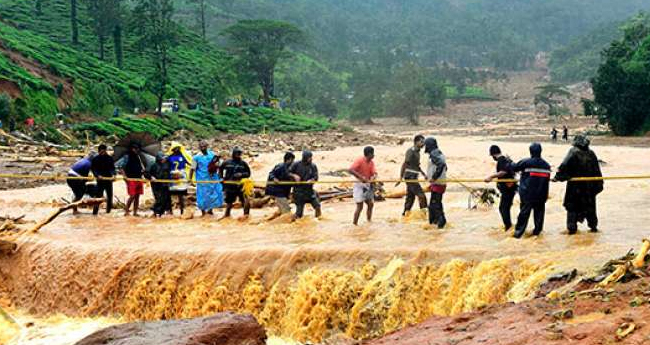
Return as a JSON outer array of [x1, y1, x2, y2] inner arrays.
[[0, 173, 648, 186]]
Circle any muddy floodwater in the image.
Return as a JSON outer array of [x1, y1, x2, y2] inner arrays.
[[1, 135, 649, 344]]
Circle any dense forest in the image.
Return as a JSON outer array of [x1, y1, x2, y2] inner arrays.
[[0, 0, 649, 141]]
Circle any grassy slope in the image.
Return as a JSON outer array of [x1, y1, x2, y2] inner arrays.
[[0, 0, 233, 104], [0, 0, 331, 141]]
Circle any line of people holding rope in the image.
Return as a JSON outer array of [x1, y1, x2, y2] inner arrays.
[[66, 134, 603, 238]]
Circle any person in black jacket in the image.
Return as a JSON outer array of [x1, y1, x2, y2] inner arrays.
[[148, 152, 172, 217], [554, 135, 603, 234], [265, 152, 295, 220], [485, 145, 518, 231], [220, 147, 251, 218], [511, 143, 551, 239], [289, 150, 321, 220], [91, 144, 115, 215]]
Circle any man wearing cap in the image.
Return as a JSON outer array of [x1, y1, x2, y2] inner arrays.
[[510, 143, 551, 239], [485, 145, 517, 231], [349, 146, 378, 225], [289, 150, 321, 220], [220, 147, 251, 218]]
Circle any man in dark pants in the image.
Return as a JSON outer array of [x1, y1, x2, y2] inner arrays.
[[554, 135, 603, 234], [511, 143, 551, 239], [289, 150, 321, 220], [397, 135, 428, 216], [220, 147, 251, 218], [91, 144, 115, 215], [424, 137, 447, 229], [485, 145, 518, 231]]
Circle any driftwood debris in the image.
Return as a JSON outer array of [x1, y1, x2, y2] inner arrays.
[[0, 239, 17, 255], [599, 239, 650, 287], [31, 198, 105, 233]]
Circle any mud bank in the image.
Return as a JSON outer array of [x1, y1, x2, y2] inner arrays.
[[365, 275, 650, 345]]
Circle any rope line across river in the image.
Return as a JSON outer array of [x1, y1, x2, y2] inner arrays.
[[1, 173, 650, 185]]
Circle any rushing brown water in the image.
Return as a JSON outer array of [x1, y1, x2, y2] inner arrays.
[[2, 136, 650, 344]]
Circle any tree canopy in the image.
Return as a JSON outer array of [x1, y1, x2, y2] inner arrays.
[[222, 19, 306, 101]]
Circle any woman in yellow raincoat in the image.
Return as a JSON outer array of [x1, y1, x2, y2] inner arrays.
[[167, 142, 192, 215]]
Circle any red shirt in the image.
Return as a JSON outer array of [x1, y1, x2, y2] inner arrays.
[[350, 157, 377, 180]]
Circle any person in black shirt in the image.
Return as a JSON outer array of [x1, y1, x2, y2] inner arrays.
[[148, 152, 172, 217], [289, 150, 321, 220], [91, 144, 115, 215], [265, 152, 295, 220], [485, 145, 518, 231], [220, 147, 251, 218]]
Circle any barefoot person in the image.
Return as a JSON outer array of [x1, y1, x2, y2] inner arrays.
[[190, 141, 223, 216], [397, 135, 428, 216], [265, 152, 295, 220], [484, 145, 517, 231], [117, 144, 146, 216], [66, 151, 97, 215], [220, 147, 251, 218], [289, 150, 321, 220], [350, 146, 377, 226], [554, 135, 603, 234]]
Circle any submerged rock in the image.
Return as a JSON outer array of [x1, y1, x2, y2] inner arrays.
[[74, 312, 266, 345]]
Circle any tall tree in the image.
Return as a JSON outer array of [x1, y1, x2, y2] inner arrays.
[[190, 0, 207, 40], [87, 0, 114, 60], [113, 22, 124, 68], [133, 0, 177, 115], [35, 0, 44, 15], [70, 0, 79, 44], [222, 20, 306, 102]]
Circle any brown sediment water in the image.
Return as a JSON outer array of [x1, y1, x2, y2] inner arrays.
[[1, 136, 650, 344]]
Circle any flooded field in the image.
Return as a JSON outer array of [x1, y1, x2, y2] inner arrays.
[[1, 135, 649, 344]]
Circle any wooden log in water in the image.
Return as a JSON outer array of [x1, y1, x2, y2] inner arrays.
[[31, 198, 105, 233]]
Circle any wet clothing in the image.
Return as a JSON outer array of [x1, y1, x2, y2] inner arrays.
[[426, 148, 447, 193], [353, 183, 374, 203], [91, 154, 115, 214], [149, 160, 172, 215], [511, 143, 551, 237], [265, 162, 293, 198], [289, 160, 320, 218], [221, 158, 251, 204], [126, 181, 144, 196], [495, 156, 517, 230], [193, 151, 223, 211], [554, 138, 603, 233], [499, 189, 516, 230], [67, 157, 92, 202], [403, 146, 427, 213], [118, 153, 145, 179], [514, 202, 545, 238], [289, 160, 318, 197], [69, 157, 92, 178], [428, 191, 446, 228], [350, 157, 376, 181], [168, 153, 189, 194], [425, 139, 447, 227]]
